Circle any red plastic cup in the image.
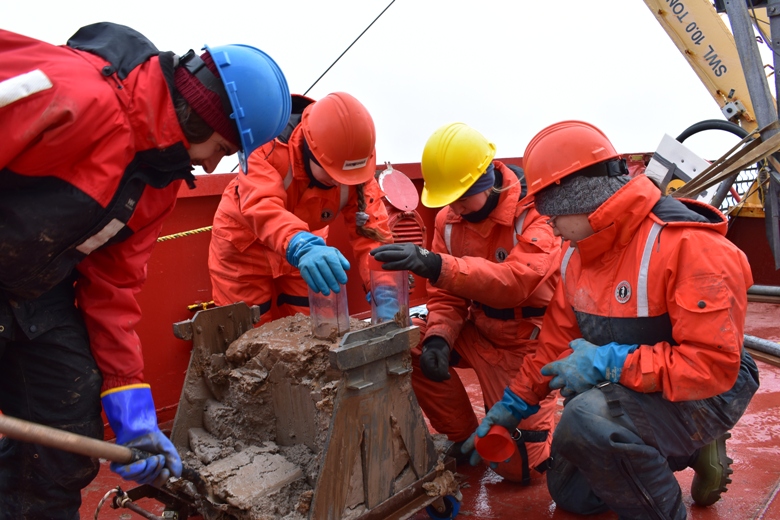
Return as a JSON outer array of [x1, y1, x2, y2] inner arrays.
[[474, 425, 516, 463]]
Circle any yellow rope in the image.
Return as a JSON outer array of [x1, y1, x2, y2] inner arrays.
[[153, 227, 217, 311], [155, 226, 216, 312], [156, 225, 212, 242]]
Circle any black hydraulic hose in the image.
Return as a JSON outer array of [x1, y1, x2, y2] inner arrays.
[[676, 119, 749, 142], [675, 119, 753, 208]]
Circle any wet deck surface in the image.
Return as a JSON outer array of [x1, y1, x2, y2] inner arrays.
[[82, 303, 780, 520]]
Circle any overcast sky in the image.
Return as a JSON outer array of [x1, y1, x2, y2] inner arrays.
[[6, 0, 772, 174]]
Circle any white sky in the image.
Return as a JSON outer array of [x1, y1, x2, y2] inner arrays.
[[5, 0, 774, 174]]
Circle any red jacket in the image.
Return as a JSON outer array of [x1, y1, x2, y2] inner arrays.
[[425, 162, 562, 348], [510, 175, 753, 404], [1, 24, 193, 391], [211, 124, 392, 290]]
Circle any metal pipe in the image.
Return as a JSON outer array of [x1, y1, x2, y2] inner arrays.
[[748, 285, 780, 297], [744, 334, 780, 357], [724, 0, 779, 128], [112, 494, 166, 520], [727, 0, 780, 269], [767, 0, 780, 270]]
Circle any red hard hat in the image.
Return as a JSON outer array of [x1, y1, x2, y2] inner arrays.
[[301, 92, 376, 185], [523, 121, 620, 196]]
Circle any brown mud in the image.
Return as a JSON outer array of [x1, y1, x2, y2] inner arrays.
[[171, 314, 445, 519]]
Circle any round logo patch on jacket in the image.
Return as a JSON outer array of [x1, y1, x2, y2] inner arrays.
[[615, 281, 631, 304]]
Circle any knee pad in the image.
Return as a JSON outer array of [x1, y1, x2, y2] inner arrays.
[[546, 451, 609, 515], [554, 389, 617, 458]]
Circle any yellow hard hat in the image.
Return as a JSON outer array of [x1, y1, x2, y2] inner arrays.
[[420, 123, 497, 208]]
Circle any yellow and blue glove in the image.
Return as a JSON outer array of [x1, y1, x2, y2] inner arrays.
[[102, 384, 182, 487]]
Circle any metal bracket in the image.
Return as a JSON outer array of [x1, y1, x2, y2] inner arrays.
[[332, 322, 418, 392], [330, 321, 420, 371], [346, 378, 374, 391], [722, 99, 747, 121], [386, 352, 412, 376]]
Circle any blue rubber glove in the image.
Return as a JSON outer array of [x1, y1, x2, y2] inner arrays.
[[367, 284, 400, 322], [102, 385, 183, 487], [461, 387, 540, 467], [540, 339, 638, 397], [286, 231, 350, 295]]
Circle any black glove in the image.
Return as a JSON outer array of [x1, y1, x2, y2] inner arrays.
[[370, 243, 442, 282], [420, 336, 451, 382]]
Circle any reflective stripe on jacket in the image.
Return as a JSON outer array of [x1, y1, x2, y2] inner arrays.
[[425, 161, 562, 348], [0, 24, 191, 391], [511, 174, 753, 403]]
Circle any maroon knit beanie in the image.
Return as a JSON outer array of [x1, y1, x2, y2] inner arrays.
[[173, 51, 240, 148]]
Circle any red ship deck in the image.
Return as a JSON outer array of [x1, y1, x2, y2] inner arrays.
[[82, 302, 780, 520], [72, 169, 780, 519]]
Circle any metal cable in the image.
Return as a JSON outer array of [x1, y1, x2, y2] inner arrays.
[[228, 0, 398, 173], [93, 487, 120, 519], [727, 170, 770, 233], [304, 0, 397, 95], [748, 1, 780, 60]]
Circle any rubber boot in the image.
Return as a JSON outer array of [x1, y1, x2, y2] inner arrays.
[[691, 432, 734, 506], [445, 440, 471, 466]]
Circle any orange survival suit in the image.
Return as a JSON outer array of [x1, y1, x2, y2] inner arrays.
[[518, 174, 759, 518], [414, 162, 562, 483], [0, 23, 195, 517], [510, 174, 753, 404], [208, 113, 392, 324]]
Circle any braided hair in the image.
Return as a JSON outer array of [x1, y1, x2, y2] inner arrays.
[[355, 183, 390, 242]]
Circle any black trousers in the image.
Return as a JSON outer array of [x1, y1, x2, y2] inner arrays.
[[0, 279, 104, 520], [547, 351, 759, 520]]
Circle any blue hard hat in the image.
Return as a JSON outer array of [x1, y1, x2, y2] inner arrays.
[[204, 44, 292, 172]]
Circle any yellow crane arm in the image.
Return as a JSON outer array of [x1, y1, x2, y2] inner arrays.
[[643, 0, 761, 132]]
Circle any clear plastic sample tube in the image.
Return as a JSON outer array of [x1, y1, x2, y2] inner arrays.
[[308, 285, 350, 339], [368, 256, 409, 327]]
